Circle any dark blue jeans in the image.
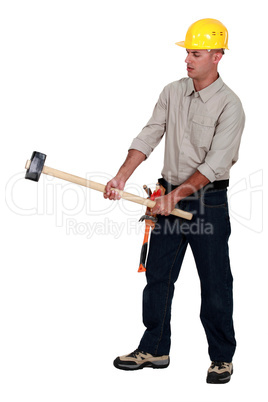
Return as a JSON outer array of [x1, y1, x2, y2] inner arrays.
[[138, 181, 236, 363]]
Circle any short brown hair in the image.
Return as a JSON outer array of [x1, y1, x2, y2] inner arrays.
[[208, 48, 225, 55]]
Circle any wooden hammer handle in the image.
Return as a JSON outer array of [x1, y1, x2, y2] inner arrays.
[[27, 162, 193, 220]]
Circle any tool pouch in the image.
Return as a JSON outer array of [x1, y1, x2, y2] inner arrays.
[[138, 183, 166, 272]]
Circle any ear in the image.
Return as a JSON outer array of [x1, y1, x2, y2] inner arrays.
[[213, 52, 223, 65]]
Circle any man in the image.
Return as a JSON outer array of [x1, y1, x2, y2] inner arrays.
[[104, 18, 245, 384]]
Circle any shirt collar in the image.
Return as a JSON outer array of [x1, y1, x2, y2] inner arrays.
[[185, 76, 224, 103], [185, 78, 195, 97]]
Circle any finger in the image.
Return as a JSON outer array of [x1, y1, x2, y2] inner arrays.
[[151, 202, 161, 214], [112, 191, 120, 200], [109, 190, 116, 200], [103, 189, 109, 199], [158, 209, 168, 216], [106, 181, 117, 198], [104, 184, 111, 198], [108, 190, 120, 201]]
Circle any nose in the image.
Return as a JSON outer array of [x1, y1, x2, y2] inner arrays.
[[185, 53, 191, 64]]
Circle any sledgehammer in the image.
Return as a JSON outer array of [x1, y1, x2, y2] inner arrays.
[[25, 151, 193, 220]]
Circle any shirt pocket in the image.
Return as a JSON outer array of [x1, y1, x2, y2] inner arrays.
[[190, 114, 215, 151]]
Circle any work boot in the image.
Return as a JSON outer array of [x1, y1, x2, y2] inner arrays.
[[206, 361, 233, 384], [113, 349, 170, 371]]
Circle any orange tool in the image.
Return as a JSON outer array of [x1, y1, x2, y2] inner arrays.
[[138, 183, 164, 273]]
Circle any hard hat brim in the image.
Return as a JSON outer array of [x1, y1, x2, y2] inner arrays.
[[175, 41, 229, 50], [175, 41, 186, 48]]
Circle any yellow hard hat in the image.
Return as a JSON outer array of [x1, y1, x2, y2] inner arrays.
[[176, 18, 229, 50]]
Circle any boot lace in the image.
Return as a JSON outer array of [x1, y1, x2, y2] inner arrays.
[[211, 361, 228, 370], [128, 349, 148, 358]]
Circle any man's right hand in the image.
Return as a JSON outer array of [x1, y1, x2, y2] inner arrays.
[[103, 177, 126, 201], [103, 150, 146, 201]]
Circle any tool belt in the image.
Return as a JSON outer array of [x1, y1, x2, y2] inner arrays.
[[158, 177, 229, 195]]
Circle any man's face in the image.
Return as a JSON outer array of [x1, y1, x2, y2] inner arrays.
[[185, 49, 217, 81]]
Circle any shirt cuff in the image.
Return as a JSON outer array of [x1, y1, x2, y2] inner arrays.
[[197, 162, 216, 183], [128, 138, 153, 159]]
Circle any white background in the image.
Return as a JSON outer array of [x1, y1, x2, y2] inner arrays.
[[1, 1, 267, 401]]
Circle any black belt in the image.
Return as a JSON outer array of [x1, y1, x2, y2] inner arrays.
[[158, 177, 229, 195]]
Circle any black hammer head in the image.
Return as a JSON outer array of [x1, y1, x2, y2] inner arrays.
[[25, 151, 47, 182]]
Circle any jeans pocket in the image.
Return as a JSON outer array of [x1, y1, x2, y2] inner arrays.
[[201, 189, 228, 208]]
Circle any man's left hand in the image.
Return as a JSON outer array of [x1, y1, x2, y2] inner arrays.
[[150, 194, 177, 216]]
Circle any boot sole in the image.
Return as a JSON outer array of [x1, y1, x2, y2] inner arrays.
[[206, 368, 233, 384], [113, 357, 170, 371]]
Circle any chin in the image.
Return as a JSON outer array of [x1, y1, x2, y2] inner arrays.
[[187, 71, 195, 78]]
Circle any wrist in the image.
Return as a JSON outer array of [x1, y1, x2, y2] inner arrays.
[[115, 171, 128, 184], [168, 189, 182, 205]]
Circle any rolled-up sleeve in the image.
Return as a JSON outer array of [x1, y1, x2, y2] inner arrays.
[[198, 99, 245, 182], [129, 88, 167, 158]]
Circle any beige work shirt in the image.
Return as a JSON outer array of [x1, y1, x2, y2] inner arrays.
[[129, 76, 245, 186]]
